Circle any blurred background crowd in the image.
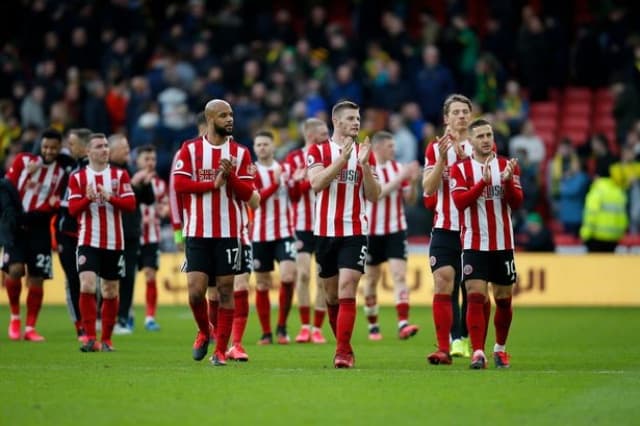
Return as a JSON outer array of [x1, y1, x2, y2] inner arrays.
[[1, 0, 640, 250]]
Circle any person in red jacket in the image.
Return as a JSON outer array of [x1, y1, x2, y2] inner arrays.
[[68, 133, 136, 352], [449, 118, 523, 369]]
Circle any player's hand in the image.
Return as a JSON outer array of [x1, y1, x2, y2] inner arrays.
[[357, 137, 371, 166], [47, 195, 60, 207], [340, 138, 354, 162], [86, 185, 98, 201], [402, 161, 421, 181], [436, 134, 452, 162], [453, 142, 468, 160], [214, 170, 226, 189], [131, 170, 148, 186], [143, 170, 156, 184], [273, 164, 283, 183], [482, 156, 494, 183], [26, 159, 42, 175], [219, 158, 233, 178], [97, 184, 111, 202], [501, 158, 518, 182]]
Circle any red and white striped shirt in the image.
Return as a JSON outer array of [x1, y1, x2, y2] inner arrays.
[[367, 159, 409, 236], [6, 153, 65, 214], [140, 176, 168, 245], [424, 140, 472, 231], [252, 161, 294, 242], [168, 150, 185, 231], [307, 140, 377, 237], [68, 166, 134, 250], [285, 147, 314, 232], [172, 136, 252, 239], [450, 156, 522, 251]]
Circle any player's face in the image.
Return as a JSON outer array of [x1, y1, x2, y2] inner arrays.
[[444, 101, 471, 133], [40, 137, 61, 163], [89, 138, 110, 165], [253, 135, 274, 161], [311, 124, 329, 144], [67, 134, 87, 159], [333, 108, 360, 138], [210, 105, 234, 137], [137, 151, 156, 171], [110, 139, 130, 164], [470, 124, 494, 156], [376, 138, 395, 161]]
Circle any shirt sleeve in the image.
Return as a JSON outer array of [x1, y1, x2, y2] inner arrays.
[[172, 145, 193, 178], [424, 142, 437, 171], [118, 170, 135, 198], [306, 144, 322, 168]]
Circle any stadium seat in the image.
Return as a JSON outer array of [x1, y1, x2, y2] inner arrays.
[[562, 129, 589, 146], [531, 116, 558, 133], [619, 234, 640, 248], [530, 102, 559, 119], [594, 88, 614, 103], [563, 102, 591, 118], [554, 233, 582, 246], [564, 87, 593, 102]]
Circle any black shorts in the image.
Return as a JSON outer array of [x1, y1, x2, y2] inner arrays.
[[1, 224, 53, 279], [295, 231, 315, 254], [239, 244, 252, 274], [429, 229, 462, 281], [462, 249, 517, 286], [367, 231, 408, 265], [315, 235, 368, 278], [184, 237, 241, 278], [252, 237, 296, 272], [138, 243, 160, 270], [77, 245, 125, 281]]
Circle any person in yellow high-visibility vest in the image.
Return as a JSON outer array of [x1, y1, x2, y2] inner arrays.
[[579, 170, 628, 252]]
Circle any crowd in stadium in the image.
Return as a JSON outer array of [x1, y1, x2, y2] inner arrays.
[[1, 0, 640, 248]]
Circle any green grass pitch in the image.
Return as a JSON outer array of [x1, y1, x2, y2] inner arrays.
[[1, 305, 639, 425]]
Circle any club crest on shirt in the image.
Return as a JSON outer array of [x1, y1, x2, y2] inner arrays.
[[306, 154, 315, 166], [449, 178, 457, 189], [175, 159, 184, 170]]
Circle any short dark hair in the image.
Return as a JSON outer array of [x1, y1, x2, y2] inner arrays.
[[254, 130, 274, 140], [89, 133, 107, 146], [372, 131, 393, 144], [137, 144, 156, 154], [68, 128, 91, 146], [196, 112, 206, 126], [468, 118, 492, 134], [41, 128, 62, 142], [443, 94, 472, 116], [331, 100, 359, 118]]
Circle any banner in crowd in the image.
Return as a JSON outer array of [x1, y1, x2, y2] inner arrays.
[[1, 253, 638, 306]]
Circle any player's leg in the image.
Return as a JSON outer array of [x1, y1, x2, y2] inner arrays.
[[141, 243, 161, 331], [3, 239, 26, 340], [184, 237, 213, 361], [463, 250, 490, 369], [311, 278, 327, 343], [253, 241, 274, 344], [362, 263, 382, 340], [274, 238, 296, 344], [227, 244, 252, 361], [333, 236, 367, 368], [294, 250, 313, 343], [115, 240, 138, 334], [22, 229, 53, 341], [390, 257, 419, 339], [99, 277, 120, 352], [78, 266, 100, 352], [57, 232, 84, 340], [490, 251, 517, 368], [211, 273, 235, 366]]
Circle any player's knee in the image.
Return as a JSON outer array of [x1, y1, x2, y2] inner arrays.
[[433, 271, 454, 293], [297, 270, 310, 286], [8, 264, 25, 279]]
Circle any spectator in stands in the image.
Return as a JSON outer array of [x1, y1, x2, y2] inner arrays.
[[498, 80, 529, 134], [580, 168, 628, 252], [517, 13, 551, 101], [585, 133, 617, 177], [388, 113, 418, 164], [520, 212, 556, 252], [509, 119, 545, 165], [547, 138, 581, 213], [20, 85, 46, 129], [610, 145, 640, 234], [557, 160, 590, 237], [415, 45, 455, 125]]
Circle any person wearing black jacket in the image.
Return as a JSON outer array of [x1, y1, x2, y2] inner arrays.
[[55, 128, 91, 340], [108, 134, 155, 333]]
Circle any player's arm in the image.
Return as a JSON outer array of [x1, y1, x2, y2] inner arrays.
[[67, 174, 92, 217], [4, 153, 26, 187], [358, 138, 380, 202], [450, 163, 487, 210], [422, 139, 450, 196], [502, 161, 524, 210], [104, 171, 136, 212], [308, 142, 351, 192]]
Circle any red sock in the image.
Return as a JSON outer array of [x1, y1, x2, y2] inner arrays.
[[208, 299, 219, 330], [145, 279, 157, 317], [100, 297, 119, 342], [215, 308, 234, 354], [494, 297, 512, 346], [327, 303, 338, 337], [255, 289, 271, 334], [299, 306, 311, 325], [483, 298, 492, 346], [313, 308, 325, 328], [396, 302, 409, 322], [432, 294, 453, 352], [277, 282, 294, 327], [466, 293, 486, 352], [336, 298, 356, 355], [79, 292, 97, 339], [5, 277, 22, 316], [190, 297, 210, 335], [25, 286, 43, 327], [232, 290, 249, 345]]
